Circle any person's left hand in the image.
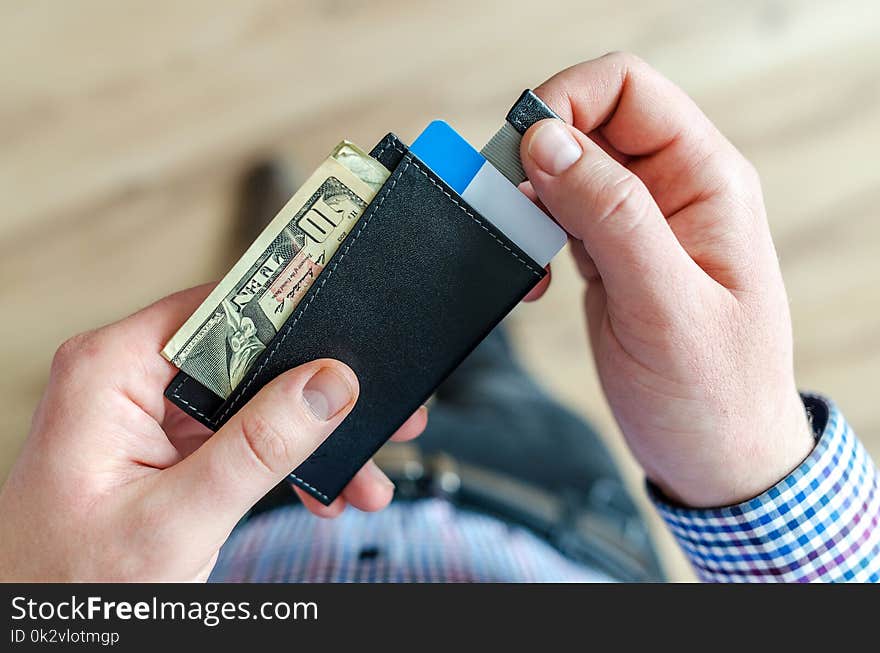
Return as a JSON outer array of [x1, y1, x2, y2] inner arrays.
[[0, 285, 427, 581]]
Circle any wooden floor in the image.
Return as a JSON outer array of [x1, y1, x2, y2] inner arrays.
[[1, 0, 878, 581]]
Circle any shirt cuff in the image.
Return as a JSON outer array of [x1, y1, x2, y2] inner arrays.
[[649, 394, 880, 582]]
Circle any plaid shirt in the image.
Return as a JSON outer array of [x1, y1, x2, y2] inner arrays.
[[211, 395, 879, 583], [651, 395, 880, 582]]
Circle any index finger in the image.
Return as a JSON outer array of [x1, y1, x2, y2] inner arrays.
[[534, 53, 752, 219], [534, 52, 719, 157]]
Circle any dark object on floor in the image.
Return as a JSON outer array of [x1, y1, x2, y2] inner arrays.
[[226, 161, 294, 267]]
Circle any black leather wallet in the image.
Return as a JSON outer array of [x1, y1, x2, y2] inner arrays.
[[166, 129, 548, 505]]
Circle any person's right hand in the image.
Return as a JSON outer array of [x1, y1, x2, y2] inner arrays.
[[519, 53, 814, 508]]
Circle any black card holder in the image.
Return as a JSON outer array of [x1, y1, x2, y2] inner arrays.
[[165, 133, 546, 504]]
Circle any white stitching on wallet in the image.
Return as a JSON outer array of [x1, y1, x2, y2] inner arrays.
[[405, 159, 543, 277], [288, 474, 330, 502], [373, 137, 405, 161], [170, 377, 212, 420]]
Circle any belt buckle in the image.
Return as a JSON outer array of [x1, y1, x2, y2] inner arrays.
[[375, 444, 461, 500], [427, 452, 462, 498]]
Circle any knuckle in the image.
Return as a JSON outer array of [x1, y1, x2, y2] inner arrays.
[[238, 411, 293, 476], [51, 331, 98, 376], [603, 50, 640, 65], [721, 155, 764, 215], [740, 158, 762, 191], [601, 50, 646, 73]]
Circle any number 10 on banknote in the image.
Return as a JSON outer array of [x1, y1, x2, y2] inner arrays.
[[161, 142, 389, 400]]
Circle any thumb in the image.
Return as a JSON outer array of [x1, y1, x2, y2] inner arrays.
[[520, 119, 694, 309], [159, 359, 358, 541]]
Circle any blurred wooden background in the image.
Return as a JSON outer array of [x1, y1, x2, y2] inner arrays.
[[1, 0, 878, 581]]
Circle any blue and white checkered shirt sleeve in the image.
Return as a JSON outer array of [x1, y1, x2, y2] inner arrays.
[[649, 394, 880, 582]]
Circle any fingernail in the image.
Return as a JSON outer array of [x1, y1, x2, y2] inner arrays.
[[528, 120, 582, 175], [302, 367, 354, 421]]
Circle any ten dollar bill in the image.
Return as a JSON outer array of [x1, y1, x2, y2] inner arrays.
[[162, 142, 389, 399]]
